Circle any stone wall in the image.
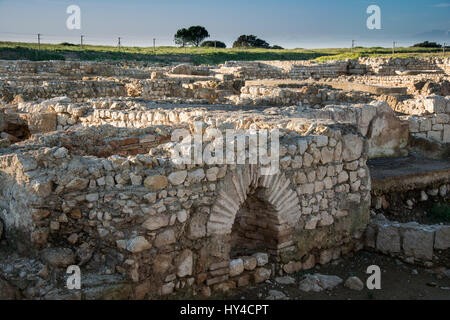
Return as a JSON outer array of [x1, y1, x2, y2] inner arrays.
[[0, 60, 167, 78], [2, 79, 126, 102], [216, 57, 450, 80], [216, 60, 349, 80], [0, 122, 370, 297], [233, 84, 374, 106], [399, 96, 450, 144], [355, 57, 450, 76], [10, 97, 410, 159], [366, 215, 450, 263]]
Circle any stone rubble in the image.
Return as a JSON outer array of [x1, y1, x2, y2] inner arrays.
[[298, 274, 343, 292]]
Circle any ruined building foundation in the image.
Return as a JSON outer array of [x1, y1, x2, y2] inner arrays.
[[0, 57, 449, 299]]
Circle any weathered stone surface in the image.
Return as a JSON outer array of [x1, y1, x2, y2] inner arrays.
[[299, 274, 343, 292], [153, 254, 172, 274], [275, 276, 296, 285], [342, 134, 363, 161], [27, 112, 57, 134], [402, 226, 434, 260], [241, 256, 257, 271], [254, 268, 271, 283], [142, 215, 169, 231], [434, 226, 450, 250], [229, 258, 244, 277], [168, 171, 187, 186], [66, 177, 89, 191], [126, 236, 152, 253], [176, 249, 193, 277], [252, 252, 269, 266], [154, 229, 176, 248], [376, 224, 401, 254], [41, 248, 75, 268], [188, 213, 207, 240], [266, 289, 288, 300], [283, 261, 302, 274], [188, 169, 205, 183], [345, 276, 364, 291], [144, 175, 168, 190]]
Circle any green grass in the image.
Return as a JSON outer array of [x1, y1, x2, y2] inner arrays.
[[0, 41, 448, 65]]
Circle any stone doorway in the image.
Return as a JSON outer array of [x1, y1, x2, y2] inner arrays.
[[230, 187, 280, 258]]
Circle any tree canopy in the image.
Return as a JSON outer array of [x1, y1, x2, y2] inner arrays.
[[174, 28, 190, 47], [201, 40, 226, 48], [233, 35, 271, 48], [174, 26, 210, 47], [412, 41, 442, 48]]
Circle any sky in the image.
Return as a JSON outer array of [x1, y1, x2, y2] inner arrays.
[[0, 0, 449, 48]]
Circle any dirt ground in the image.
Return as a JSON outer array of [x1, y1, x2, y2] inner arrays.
[[224, 251, 450, 300]]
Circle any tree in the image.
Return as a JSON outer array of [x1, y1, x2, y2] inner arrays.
[[174, 28, 190, 47], [174, 26, 210, 47], [412, 41, 441, 48], [201, 40, 226, 48], [233, 35, 270, 48], [186, 26, 210, 46]]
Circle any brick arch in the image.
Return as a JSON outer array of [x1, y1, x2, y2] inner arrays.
[[207, 165, 301, 237]]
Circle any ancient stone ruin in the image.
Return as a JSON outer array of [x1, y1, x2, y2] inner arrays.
[[0, 57, 449, 299]]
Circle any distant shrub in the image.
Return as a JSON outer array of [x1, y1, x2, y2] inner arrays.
[[412, 41, 441, 48], [233, 35, 270, 49], [271, 45, 284, 50], [59, 42, 77, 46], [201, 41, 226, 48]]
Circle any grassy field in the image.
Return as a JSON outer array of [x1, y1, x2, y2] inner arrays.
[[0, 41, 448, 65]]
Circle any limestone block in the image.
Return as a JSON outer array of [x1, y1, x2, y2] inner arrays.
[[176, 249, 193, 277], [342, 134, 363, 161], [241, 256, 257, 271], [27, 112, 57, 134], [367, 112, 408, 158], [443, 125, 450, 143], [229, 258, 244, 277], [376, 224, 401, 254], [427, 130, 442, 142], [188, 213, 207, 239], [252, 252, 269, 266], [435, 226, 450, 250], [144, 175, 168, 190], [254, 268, 271, 283], [402, 225, 434, 260], [126, 236, 152, 253], [143, 215, 169, 231], [424, 96, 447, 114]]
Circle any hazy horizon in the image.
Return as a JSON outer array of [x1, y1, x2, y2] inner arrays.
[[0, 0, 449, 49]]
